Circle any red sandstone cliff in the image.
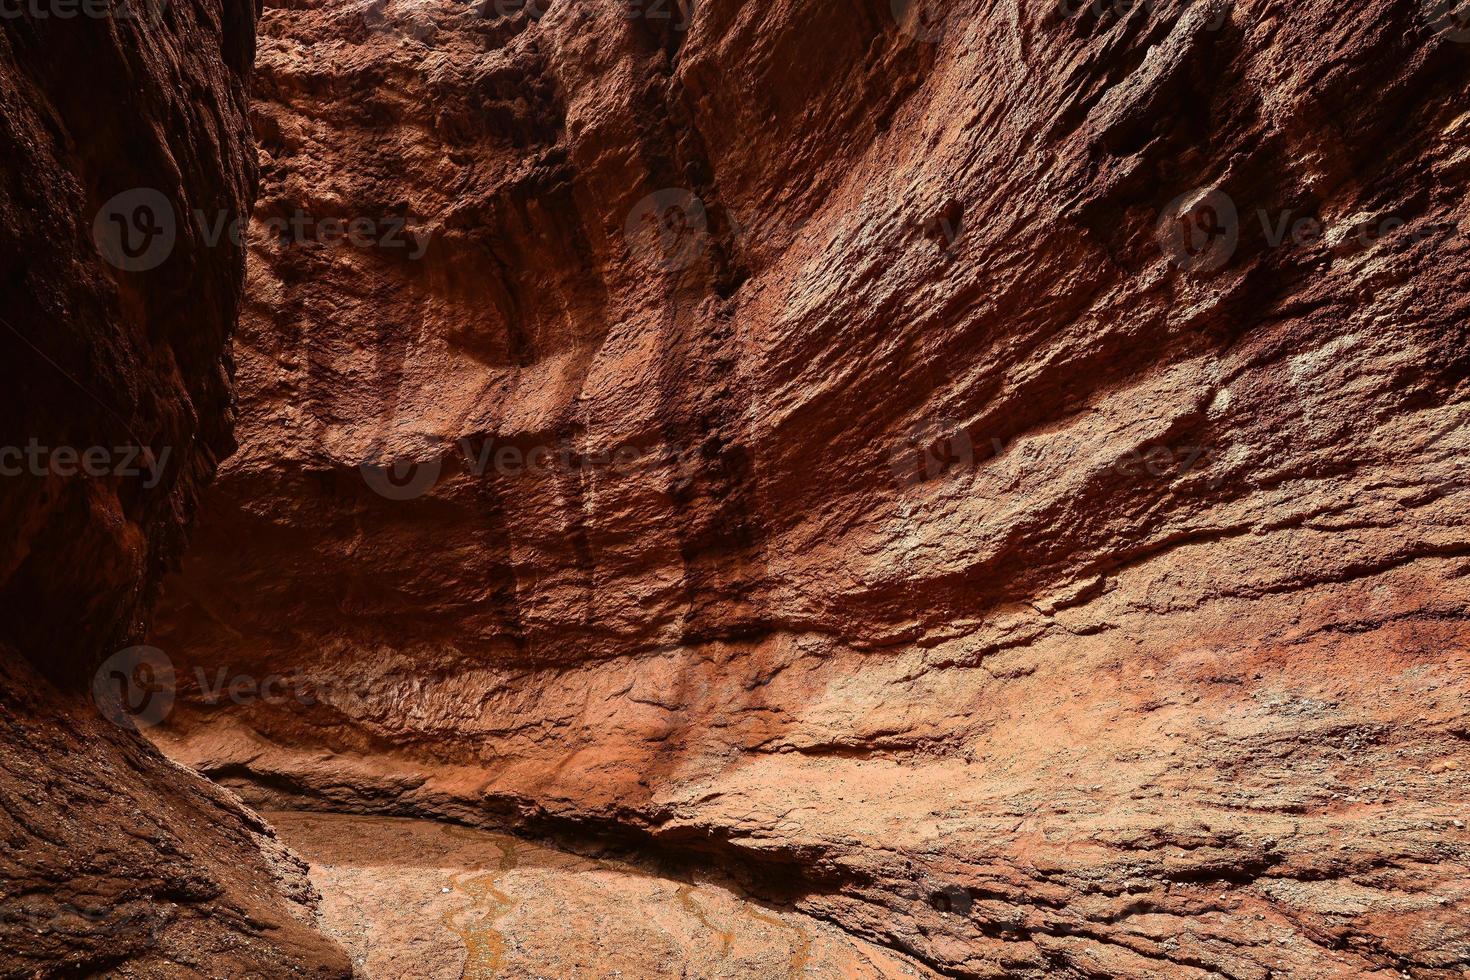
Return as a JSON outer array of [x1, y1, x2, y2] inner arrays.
[[149, 0, 1470, 976], [0, 2, 348, 974]]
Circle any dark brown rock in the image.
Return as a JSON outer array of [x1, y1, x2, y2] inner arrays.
[[0, 0, 348, 973]]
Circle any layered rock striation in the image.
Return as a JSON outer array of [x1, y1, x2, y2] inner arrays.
[[154, 0, 1470, 976]]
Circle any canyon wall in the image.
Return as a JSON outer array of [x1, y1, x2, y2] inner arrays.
[[153, 0, 1470, 976], [0, 1, 348, 973]]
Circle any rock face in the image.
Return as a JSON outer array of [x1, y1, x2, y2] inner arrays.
[[0, 1, 348, 974], [268, 810, 936, 978], [153, 0, 1470, 976]]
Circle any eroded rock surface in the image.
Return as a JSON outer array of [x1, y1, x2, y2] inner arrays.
[[154, 0, 1470, 976], [0, 1, 348, 974], [268, 810, 934, 978]]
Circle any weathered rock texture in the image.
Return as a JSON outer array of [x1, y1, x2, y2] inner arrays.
[[0, 2, 348, 974], [269, 810, 934, 978], [155, 0, 1470, 976]]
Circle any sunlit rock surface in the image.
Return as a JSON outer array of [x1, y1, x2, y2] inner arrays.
[[155, 0, 1470, 976]]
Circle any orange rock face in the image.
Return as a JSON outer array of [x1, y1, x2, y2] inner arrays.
[[152, 0, 1469, 976]]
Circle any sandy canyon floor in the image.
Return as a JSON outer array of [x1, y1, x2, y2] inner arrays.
[[266, 811, 936, 979]]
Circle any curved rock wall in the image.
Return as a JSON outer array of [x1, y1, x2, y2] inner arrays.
[[0, 1, 348, 973], [154, 0, 1470, 976]]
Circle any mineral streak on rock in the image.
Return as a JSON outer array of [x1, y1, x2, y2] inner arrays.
[[150, 0, 1470, 977], [0, 0, 348, 973]]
